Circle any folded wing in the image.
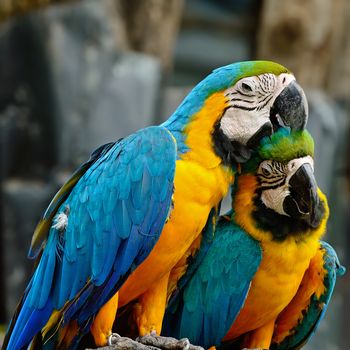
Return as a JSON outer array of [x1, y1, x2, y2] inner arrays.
[[4, 126, 176, 350], [162, 216, 262, 348]]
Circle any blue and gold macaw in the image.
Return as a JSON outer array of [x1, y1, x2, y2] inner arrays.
[[163, 129, 345, 350], [3, 61, 309, 350]]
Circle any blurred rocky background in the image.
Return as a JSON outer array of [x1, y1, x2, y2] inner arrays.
[[0, 0, 349, 349]]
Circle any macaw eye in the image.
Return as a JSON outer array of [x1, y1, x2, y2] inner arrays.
[[262, 167, 270, 176], [259, 162, 272, 176], [241, 82, 253, 92]]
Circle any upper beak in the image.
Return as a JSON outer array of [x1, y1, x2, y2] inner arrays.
[[271, 80, 308, 131], [283, 164, 322, 227]]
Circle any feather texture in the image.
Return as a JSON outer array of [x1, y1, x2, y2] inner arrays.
[[271, 241, 345, 350], [162, 216, 262, 348], [4, 126, 176, 350]]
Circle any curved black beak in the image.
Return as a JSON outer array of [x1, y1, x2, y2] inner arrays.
[[283, 164, 322, 227], [271, 80, 308, 131]]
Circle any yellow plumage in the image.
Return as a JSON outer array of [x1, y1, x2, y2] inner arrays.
[[223, 174, 329, 348], [91, 92, 234, 341]]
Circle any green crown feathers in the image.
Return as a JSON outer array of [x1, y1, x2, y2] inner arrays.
[[243, 128, 314, 173]]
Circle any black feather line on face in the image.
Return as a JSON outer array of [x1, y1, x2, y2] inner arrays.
[[252, 193, 325, 242], [212, 120, 252, 166]]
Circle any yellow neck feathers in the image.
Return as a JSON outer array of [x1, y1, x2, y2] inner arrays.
[[181, 92, 229, 168]]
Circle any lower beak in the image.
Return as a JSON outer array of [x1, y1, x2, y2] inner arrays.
[[271, 80, 308, 131], [283, 164, 322, 227]]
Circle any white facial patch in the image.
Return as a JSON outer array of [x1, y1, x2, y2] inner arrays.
[[261, 185, 288, 216], [220, 72, 296, 145], [220, 109, 269, 144], [260, 156, 314, 216]]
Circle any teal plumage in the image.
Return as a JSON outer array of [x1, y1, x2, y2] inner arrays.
[[163, 215, 262, 347]]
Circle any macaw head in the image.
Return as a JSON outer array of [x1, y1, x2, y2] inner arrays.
[[233, 128, 328, 242], [165, 61, 308, 165]]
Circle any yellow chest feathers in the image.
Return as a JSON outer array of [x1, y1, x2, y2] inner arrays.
[[231, 175, 329, 330], [174, 159, 233, 206]]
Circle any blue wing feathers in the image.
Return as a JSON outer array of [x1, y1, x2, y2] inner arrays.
[[60, 256, 77, 305], [12, 298, 54, 350], [28, 231, 59, 308], [118, 169, 132, 200], [28, 142, 119, 259], [98, 233, 121, 284], [5, 126, 176, 350], [121, 200, 133, 237], [69, 252, 90, 301], [125, 200, 144, 225], [130, 174, 143, 208]]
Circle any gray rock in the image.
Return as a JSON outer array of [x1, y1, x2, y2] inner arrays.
[[36, 0, 162, 167], [0, 0, 162, 171], [2, 179, 55, 318], [0, 20, 57, 178], [307, 90, 342, 195], [0, 0, 163, 325]]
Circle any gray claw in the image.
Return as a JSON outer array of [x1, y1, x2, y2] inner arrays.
[[108, 333, 121, 346], [96, 334, 157, 350], [137, 334, 204, 350]]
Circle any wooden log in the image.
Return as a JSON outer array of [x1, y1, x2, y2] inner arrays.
[[257, 0, 349, 94], [0, 0, 75, 21], [87, 334, 204, 350], [0, 0, 184, 72], [116, 0, 185, 71], [326, 0, 350, 100]]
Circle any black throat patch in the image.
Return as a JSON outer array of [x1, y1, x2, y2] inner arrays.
[[212, 120, 252, 165], [252, 194, 326, 242]]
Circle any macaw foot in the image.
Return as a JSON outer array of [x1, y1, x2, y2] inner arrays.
[[106, 333, 152, 349], [108, 333, 121, 346], [137, 332, 204, 350]]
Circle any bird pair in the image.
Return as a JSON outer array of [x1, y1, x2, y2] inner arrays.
[[162, 128, 345, 350], [2, 61, 344, 350]]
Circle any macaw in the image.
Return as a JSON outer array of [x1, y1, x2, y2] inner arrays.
[[162, 129, 345, 350], [3, 61, 309, 350]]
